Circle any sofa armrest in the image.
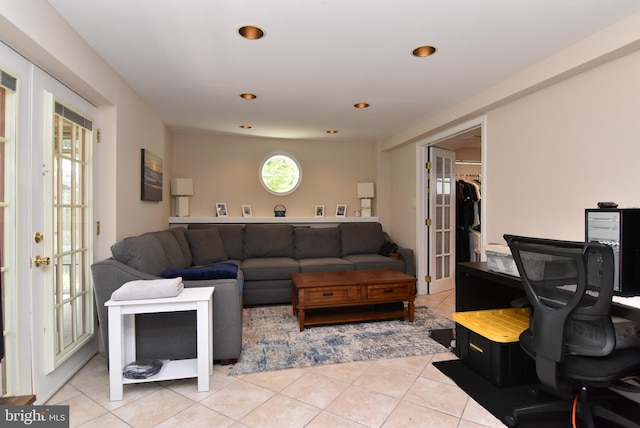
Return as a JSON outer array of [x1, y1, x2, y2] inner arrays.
[[396, 247, 415, 277]]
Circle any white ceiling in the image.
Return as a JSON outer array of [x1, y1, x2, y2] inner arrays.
[[48, 0, 640, 144]]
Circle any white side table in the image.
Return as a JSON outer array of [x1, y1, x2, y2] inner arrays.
[[105, 286, 214, 401]]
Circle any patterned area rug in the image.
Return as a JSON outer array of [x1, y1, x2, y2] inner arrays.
[[228, 305, 454, 376]]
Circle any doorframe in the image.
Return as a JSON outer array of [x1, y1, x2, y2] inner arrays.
[[415, 116, 487, 295]]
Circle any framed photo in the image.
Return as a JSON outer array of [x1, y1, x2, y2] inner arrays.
[[315, 205, 325, 217], [242, 205, 253, 217], [216, 203, 228, 217], [141, 149, 163, 201], [335, 204, 347, 217]]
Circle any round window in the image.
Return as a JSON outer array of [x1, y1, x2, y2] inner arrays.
[[259, 153, 302, 196]]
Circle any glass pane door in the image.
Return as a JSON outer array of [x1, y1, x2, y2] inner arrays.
[[50, 104, 93, 366]]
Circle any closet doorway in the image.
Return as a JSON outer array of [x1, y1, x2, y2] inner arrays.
[[416, 118, 484, 295]]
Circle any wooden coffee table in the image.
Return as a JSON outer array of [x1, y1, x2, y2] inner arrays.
[[291, 269, 416, 331]]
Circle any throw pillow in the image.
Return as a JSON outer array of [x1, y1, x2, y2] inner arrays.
[[186, 227, 228, 265], [162, 262, 238, 280], [378, 241, 399, 257]]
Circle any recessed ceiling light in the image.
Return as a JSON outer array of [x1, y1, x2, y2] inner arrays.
[[412, 45, 437, 57], [326, 130, 339, 134], [240, 93, 257, 100], [354, 103, 370, 109], [239, 125, 252, 129], [238, 26, 264, 40]]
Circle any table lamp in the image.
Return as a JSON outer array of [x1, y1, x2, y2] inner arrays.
[[171, 178, 194, 217], [357, 182, 375, 217]]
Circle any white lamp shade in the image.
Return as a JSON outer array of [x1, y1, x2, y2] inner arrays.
[[357, 182, 375, 199], [171, 178, 194, 196]]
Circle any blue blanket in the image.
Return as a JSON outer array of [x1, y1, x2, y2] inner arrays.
[[162, 262, 239, 280]]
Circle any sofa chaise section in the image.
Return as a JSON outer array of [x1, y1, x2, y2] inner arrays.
[[91, 227, 243, 364]]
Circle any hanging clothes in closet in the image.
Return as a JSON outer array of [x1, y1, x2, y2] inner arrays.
[[456, 176, 481, 262]]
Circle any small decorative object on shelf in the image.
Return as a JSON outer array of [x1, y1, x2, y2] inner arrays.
[[315, 205, 325, 217], [336, 204, 347, 217], [242, 205, 252, 217], [274, 204, 286, 217]]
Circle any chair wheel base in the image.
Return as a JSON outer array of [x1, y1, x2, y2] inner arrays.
[[504, 414, 518, 427]]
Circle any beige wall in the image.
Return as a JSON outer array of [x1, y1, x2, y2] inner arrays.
[[172, 134, 376, 218], [0, 1, 173, 260], [484, 48, 640, 244], [388, 144, 418, 249]]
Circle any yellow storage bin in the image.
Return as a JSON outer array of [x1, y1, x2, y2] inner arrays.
[[453, 307, 530, 343], [453, 307, 536, 387]]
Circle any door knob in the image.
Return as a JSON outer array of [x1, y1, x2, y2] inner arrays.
[[34, 256, 51, 267]]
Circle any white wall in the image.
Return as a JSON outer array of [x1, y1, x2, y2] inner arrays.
[[172, 134, 376, 219]]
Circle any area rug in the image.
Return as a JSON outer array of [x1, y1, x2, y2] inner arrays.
[[229, 305, 454, 376]]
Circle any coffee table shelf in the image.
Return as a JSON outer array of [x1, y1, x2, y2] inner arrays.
[[301, 305, 410, 328]]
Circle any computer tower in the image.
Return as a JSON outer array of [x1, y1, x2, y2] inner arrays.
[[585, 208, 640, 296]]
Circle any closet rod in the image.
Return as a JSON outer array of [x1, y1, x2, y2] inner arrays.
[[455, 160, 481, 165]]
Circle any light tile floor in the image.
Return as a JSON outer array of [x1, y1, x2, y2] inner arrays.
[[47, 290, 506, 427]]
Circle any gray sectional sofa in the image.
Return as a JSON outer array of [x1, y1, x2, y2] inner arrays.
[[91, 222, 414, 365]]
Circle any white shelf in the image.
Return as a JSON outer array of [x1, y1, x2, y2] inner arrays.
[[169, 216, 379, 225]]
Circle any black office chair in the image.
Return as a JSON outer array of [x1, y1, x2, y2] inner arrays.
[[503, 234, 640, 428]]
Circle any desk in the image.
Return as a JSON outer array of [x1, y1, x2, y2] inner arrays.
[[105, 287, 214, 401], [456, 262, 640, 322]]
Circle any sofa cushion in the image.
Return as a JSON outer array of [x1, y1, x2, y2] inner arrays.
[[216, 225, 245, 260], [241, 257, 299, 281], [111, 233, 170, 276], [339, 222, 386, 256], [342, 253, 406, 272], [298, 257, 354, 273], [186, 227, 228, 265], [169, 227, 193, 267], [154, 230, 189, 268], [243, 224, 294, 259], [294, 227, 341, 259], [161, 262, 238, 280]]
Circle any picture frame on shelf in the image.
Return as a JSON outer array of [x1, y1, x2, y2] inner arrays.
[[315, 205, 324, 217], [335, 204, 347, 217], [215, 203, 228, 217], [242, 205, 253, 217]]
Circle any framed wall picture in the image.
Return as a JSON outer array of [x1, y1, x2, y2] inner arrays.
[[141, 149, 163, 201], [216, 203, 228, 217], [242, 205, 253, 217], [315, 205, 325, 217], [336, 204, 347, 217]]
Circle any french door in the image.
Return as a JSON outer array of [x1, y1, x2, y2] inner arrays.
[[1, 41, 97, 402], [426, 147, 456, 294], [30, 66, 97, 403]]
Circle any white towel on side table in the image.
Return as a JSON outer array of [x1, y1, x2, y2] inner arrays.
[[111, 277, 184, 301]]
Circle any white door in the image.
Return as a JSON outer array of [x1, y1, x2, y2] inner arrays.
[[28, 66, 98, 403], [427, 147, 456, 294], [0, 41, 33, 397]]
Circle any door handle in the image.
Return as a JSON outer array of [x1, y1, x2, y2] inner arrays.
[[34, 256, 51, 267]]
